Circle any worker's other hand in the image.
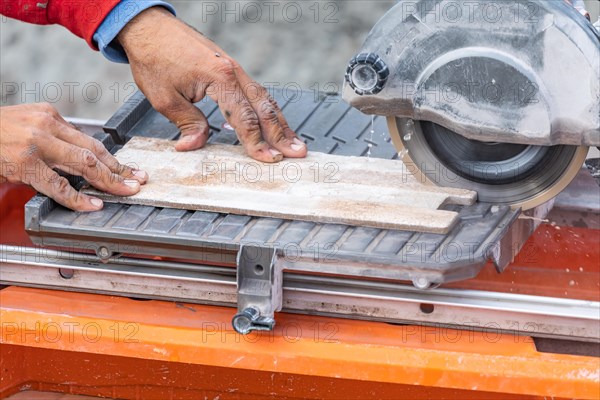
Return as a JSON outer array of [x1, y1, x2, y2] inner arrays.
[[0, 103, 148, 211], [117, 8, 307, 163]]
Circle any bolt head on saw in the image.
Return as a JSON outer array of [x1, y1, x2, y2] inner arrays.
[[343, 0, 599, 210]]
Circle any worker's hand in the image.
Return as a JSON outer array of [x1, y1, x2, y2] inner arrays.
[[0, 103, 148, 211], [117, 7, 307, 163]]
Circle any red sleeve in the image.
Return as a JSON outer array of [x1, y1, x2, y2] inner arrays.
[[0, 0, 121, 49]]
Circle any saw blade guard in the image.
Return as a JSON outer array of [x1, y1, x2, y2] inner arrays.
[[343, 0, 600, 147]]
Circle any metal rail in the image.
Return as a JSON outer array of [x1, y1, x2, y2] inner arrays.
[[2, 118, 598, 339], [1, 245, 598, 342]]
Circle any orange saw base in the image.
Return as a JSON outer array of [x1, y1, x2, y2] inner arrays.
[[0, 183, 598, 400]]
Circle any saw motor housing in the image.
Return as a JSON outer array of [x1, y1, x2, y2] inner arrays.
[[343, 0, 599, 209], [343, 0, 600, 147]]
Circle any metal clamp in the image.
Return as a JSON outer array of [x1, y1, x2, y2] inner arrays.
[[232, 245, 281, 335]]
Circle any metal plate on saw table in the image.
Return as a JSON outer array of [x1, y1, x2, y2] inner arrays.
[[25, 90, 520, 285]]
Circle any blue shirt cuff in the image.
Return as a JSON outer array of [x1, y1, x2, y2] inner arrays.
[[93, 0, 176, 63]]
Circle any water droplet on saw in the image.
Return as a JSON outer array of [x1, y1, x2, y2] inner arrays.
[[366, 116, 375, 159], [403, 120, 415, 141]]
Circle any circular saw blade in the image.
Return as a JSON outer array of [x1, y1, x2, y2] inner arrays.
[[388, 117, 589, 210]]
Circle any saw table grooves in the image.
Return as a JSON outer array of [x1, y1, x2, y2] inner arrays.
[[85, 137, 477, 234]]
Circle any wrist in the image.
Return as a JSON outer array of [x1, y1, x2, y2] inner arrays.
[[117, 7, 175, 59]]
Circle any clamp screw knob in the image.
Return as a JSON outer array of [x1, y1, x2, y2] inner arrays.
[[232, 307, 275, 335]]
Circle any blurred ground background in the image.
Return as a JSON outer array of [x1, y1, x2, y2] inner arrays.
[[1, 0, 598, 120], [1, 0, 394, 119]]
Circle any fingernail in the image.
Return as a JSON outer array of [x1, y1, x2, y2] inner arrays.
[[291, 138, 306, 152], [133, 170, 148, 181], [90, 198, 103, 208], [124, 179, 140, 189], [269, 148, 282, 159]]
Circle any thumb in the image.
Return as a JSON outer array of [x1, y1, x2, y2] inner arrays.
[[152, 93, 210, 152]]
